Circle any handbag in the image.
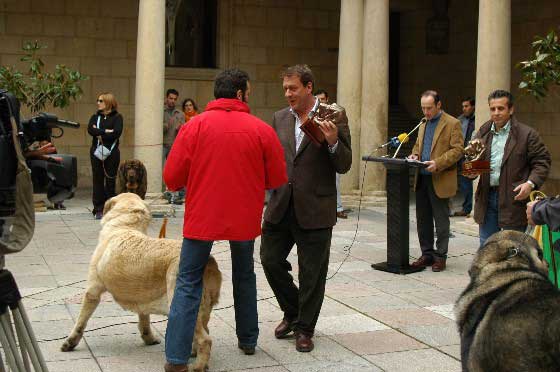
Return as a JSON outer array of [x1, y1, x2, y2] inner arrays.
[[93, 115, 116, 161]]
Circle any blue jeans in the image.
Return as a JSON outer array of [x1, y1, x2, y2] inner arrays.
[[458, 175, 473, 214], [165, 238, 258, 365], [479, 189, 526, 248]]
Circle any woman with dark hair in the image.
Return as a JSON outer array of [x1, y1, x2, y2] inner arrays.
[[87, 92, 123, 219], [182, 98, 199, 123]]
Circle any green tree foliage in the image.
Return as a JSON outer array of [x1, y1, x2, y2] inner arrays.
[[518, 30, 560, 100], [0, 41, 88, 113]]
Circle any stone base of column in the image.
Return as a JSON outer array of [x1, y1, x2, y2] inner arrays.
[[144, 193, 177, 218]]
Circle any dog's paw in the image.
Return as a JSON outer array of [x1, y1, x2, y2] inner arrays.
[[142, 335, 161, 346], [190, 364, 208, 372], [60, 338, 77, 352]]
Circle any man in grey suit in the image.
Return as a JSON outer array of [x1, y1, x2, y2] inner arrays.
[[260, 65, 352, 352]]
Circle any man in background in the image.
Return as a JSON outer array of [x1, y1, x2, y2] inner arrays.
[[163, 88, 186, 204], [452, 97, 475, 217]]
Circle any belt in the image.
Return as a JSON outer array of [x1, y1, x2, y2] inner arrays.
[[489, 186, 499, 192]]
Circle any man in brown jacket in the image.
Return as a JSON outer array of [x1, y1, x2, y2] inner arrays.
[[472, 90, 550, 247], [260, 65, 351, 352], [408, 90, 464, 272]]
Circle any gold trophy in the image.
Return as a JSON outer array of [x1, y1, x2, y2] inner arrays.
[[462, 138, 490, 176]]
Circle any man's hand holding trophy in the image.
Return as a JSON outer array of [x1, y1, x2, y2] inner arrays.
[[462, 138, 490, 178]]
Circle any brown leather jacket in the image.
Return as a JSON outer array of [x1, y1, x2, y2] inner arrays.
[[264, 106, 352, 229], [473, 117, 551, 227]]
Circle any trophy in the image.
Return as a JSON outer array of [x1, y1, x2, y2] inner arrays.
[[462, 138, 490, 176], [299, 102, 345, 146]]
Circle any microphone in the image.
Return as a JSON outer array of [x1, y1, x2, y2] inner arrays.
[[378, 133, 409, 149], [392, 118, 427, 158]]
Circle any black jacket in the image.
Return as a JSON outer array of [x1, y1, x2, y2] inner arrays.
[[87, 110, 123, 151]]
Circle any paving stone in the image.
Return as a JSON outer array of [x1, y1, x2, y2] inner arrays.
[[208, 344, 280, 371], [364, 348, 461, 372], [424, 304, 456, 321], [367, 307, 454, 328], [315, 314, 388, 335], [46, 358, 102, 372], [333, 329, 427, 355], [343, 292, 417, 312], [39, 339, 94, 362], [400, 323, 461, 347], [81, 333, 164, 357], [97, 353, 166, 372], [284, 356, 382, 372], [438, 344, 461, 359]]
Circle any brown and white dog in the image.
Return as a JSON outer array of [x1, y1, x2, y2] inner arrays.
[[116, 159, 147, 199], [61, 193, 222, 371]]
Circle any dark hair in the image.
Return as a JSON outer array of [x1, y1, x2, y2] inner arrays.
[[214, 68, 250, 99], [182, 98, 198, 112], [462, 96, 475, 106], [166, 88, 179, 97], [282, 64, 314, 89], [421, 90, 440, 104], [314, 89, 328, 98], [488, 90, 514, 108]]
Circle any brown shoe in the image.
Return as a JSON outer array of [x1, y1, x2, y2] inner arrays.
[[432, 259, 446, 272], [274, 319, 294, 339], [410, 255, 433, 268], [295, 332, 314, 352], [336, 211, 348, 219], [164, 362, 188, 372]]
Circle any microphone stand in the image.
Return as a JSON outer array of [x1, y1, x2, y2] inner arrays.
[[392, 118, 427, 159]]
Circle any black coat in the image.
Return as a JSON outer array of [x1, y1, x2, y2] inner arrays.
[[87, 110, 123, 151]]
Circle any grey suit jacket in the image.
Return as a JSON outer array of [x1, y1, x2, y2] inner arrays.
[[264, 106, 352, 229]]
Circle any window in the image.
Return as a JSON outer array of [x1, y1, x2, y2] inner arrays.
[[165, 0, 217, 68]]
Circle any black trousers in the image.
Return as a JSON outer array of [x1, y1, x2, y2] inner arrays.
[[415, 175, 450, 259], [260, 201, 331, 336], [90, 148, 120, 214]]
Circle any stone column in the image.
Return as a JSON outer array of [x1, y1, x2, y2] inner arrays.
[[134, 0, 166, 193], [475, 0, 511, 129], [360, 0, 389, 191], [337, 0, 364, 192]]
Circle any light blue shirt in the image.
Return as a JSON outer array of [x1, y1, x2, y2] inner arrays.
[[489, 120, 511, 187]]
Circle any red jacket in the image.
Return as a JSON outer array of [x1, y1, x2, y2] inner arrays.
[[164, 98, 287, 241]]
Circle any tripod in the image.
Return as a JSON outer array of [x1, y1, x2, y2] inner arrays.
[[0, 269, 48, 372]]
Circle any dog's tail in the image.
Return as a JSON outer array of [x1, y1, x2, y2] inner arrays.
[[202, 255, 222, 308]]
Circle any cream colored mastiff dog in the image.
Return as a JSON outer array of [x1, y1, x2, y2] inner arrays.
[[61, 193, 222, 371]]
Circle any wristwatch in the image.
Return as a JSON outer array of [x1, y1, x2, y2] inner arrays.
[[527, 180, 536, 189]]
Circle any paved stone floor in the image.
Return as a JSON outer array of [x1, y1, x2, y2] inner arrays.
[[4, 190, 480, 371]]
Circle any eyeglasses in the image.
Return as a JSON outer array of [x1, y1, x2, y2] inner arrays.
[[97, 99, 104, 103]]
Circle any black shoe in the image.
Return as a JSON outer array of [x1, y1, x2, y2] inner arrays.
[[238, 343, 255, 355]]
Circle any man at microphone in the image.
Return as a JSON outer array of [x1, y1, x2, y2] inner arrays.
[[407, 90, 464, 272]]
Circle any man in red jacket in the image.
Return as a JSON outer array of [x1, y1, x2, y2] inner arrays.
[[163, 69, 288, 372]]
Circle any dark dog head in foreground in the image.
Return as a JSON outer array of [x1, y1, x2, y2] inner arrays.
[[116, 159, 147, 199], [455, 230, 560, 372]]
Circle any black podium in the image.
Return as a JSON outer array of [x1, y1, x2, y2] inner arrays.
[[362, 156, 427, 274]]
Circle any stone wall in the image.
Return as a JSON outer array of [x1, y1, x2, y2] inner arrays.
[[0, 0, 341, 188], [0, 0, 139, 187]]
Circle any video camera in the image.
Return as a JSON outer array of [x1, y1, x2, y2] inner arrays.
[[0, 89, 80, 212]]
